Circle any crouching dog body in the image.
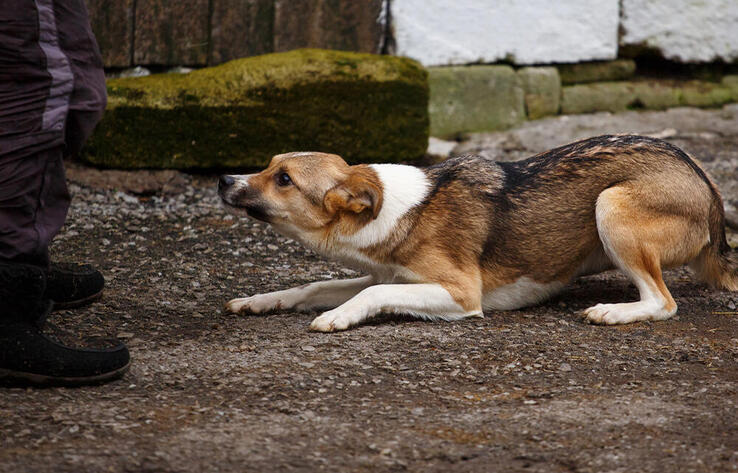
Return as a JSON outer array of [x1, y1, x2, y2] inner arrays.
[[218, 135, 738, 332]]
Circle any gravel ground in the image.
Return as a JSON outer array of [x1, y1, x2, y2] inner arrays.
[[1, 106, 737, 473]]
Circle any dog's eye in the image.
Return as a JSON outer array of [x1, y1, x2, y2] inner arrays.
[[276, 172, 292, 187]]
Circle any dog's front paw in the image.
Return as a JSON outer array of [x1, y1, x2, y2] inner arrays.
[[309, 309, 353, 332], [225, 294, 284, 315], [584, 303, 615, 324]]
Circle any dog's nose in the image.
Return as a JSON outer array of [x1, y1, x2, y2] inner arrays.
[[218, 175, 235, 190]]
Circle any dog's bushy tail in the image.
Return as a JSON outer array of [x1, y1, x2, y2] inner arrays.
[[691, 194, 738, 291]]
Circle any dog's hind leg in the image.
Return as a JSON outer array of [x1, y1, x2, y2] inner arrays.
[[584, 184, 708, 325], [226, 276, 376, 315]]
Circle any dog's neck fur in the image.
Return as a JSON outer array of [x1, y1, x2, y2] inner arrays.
[[335, 164, 429, 249], [270, 163, 430, 281]]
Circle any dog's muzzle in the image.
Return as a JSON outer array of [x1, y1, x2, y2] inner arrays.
[[218, 174, 271, 222], [218, 174, 235, 192]]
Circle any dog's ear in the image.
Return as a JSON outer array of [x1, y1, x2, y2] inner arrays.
[[323, 169, 383, 219]]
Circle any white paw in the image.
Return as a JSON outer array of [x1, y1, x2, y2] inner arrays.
[[584, 301, 673, 325], [225, 294, 285, 315], [584, 303, 623, 324], [309, 309, 353, 332]]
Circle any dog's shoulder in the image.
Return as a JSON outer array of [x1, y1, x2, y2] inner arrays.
[[423, 154, 506, 200]]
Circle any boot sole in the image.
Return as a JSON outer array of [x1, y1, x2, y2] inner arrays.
[[0, 361, 130, 387], [51, 290, 103, 310]]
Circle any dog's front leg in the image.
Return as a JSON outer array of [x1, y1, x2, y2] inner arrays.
[[309, 283, 482, 332], [226, 275, 376, 315]]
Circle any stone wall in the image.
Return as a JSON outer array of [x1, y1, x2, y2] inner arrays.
[[87, 0, 738, 69], [428, 61, 738, 137], [87, 0, 386, 68]]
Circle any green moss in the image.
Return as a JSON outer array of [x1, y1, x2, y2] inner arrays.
[[680, 80, 734, 108], [561, 78, 738, 115], [517, 67, 561, 120], [84, 49, 429, 169], [557, 60, 636, 85], [630, 82, 681, 110], [561, 82, 636, 114], [428, 65, 524, 137], [723, 75, 738, 101]]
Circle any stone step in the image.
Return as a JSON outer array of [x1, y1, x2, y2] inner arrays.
[[81, 49, 428, 169]]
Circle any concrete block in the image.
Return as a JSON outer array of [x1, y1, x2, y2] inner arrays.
[[392, 0, 619, 66], [517, 67, 561, 120], [134, 0, 209, 66], [621, 0, 738, 63], [210, 0, 274, 65], [558, 60, 636, 85], [429, 65, 524, 137], [274, 0, 385, 54]]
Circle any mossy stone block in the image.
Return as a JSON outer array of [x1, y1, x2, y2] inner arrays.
[[429, 65, 524, 138], [631, 82, 681, 110], [680, 81, 733, 108], [558, 59, 636, 85], [561, 82, 636, 114], [81, 49, 428, 169], [723, 75, 738, 100], [517, 67, 561, 120]]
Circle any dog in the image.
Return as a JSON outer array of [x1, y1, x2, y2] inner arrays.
[[217, 135, 737, 332]]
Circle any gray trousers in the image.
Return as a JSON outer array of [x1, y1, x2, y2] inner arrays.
[[0, 0, 106, 265]]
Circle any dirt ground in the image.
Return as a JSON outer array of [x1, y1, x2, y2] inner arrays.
[[1, 106, 737, 473]]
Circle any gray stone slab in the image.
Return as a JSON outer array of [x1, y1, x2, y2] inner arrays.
[[393, 0, 619, 66], [621, 0, 738, 63]]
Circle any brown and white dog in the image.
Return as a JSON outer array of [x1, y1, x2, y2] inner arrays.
[[217, 135, 738, 332]]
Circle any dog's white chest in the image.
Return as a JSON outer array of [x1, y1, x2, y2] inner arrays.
[[483, 277, 565, 311]]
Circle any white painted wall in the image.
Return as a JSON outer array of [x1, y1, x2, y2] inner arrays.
[[620, 0, 738, 63], [391, 0, 620, 66], [390, 0, 738, 65]]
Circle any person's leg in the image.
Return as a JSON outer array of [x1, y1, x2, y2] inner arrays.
[[0, 148, 70, 267], [0, 0, 129, 386], [0, 0, 103, 306], [35, 0, 111, 309], [0, 0, 73, 162], [54, 0, 107, 158]]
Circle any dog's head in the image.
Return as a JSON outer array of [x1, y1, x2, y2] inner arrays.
[[218, 152, 383, 242]]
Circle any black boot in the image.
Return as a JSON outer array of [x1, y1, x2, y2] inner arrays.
[[0, 262, 130, 387], [46, 262, 105, 309]]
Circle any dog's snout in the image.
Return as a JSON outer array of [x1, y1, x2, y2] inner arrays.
[[219, 175, 235, 190]]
